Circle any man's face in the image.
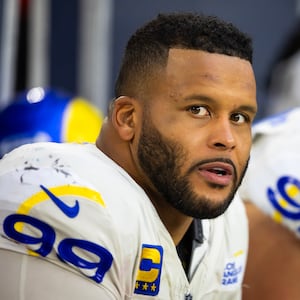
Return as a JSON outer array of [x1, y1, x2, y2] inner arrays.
[[137, 49, 257, 219]]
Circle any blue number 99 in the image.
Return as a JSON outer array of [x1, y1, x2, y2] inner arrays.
[[58, 238, 113, 283], [3, 214, 113, 283], [3, 214, 55, 256]]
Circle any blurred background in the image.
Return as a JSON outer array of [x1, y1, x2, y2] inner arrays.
[[0, 0, 299, 119]]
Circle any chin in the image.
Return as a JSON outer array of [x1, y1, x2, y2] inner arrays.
[[182, 193, 234, 219]]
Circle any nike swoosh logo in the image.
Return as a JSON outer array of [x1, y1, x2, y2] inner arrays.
[[40, 185, 80, 218]]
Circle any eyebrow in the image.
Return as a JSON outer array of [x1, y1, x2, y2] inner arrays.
[[237, 105, 257, 115], [183, 94, 257, 115]]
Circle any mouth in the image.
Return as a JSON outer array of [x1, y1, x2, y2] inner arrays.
[[197, 161, 234, 186]]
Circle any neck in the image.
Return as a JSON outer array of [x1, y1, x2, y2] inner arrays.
[[147, 189, 193, 246], [97, 121, 193, 245], [161, 209, 193, 246]]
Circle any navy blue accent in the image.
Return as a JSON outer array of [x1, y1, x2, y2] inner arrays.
[[277, 176, 300, 208], [268, 187, 300, 220], [3, 214, 55, 256], [40, 185, 80, 218], [58, 238, 113, 283]]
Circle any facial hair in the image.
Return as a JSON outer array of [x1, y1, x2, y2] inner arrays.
[[137, 115, 249, 219]]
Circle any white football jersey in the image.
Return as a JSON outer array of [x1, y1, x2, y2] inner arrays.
[[239, 107, 300, 237], [0, 142, 248, 299]]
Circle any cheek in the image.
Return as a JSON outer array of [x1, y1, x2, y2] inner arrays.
[[237, 134, 252, 162]]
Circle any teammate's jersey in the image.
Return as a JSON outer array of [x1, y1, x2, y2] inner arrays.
[[239, 107, 300, 238], [0, 142, 248, 299]]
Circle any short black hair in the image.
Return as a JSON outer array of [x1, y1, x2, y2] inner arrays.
[[115, 12, 253, 98]]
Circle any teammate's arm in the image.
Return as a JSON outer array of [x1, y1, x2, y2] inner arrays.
[[243, 201, 300, 300]]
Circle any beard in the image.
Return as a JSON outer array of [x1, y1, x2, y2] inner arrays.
[[137, 115, 249, 219]]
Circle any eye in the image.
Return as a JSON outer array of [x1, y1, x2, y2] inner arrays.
[[188, 105, 210, 117], [231, 113, 249, 124]]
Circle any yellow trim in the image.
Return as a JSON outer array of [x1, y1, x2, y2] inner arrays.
[[272, 211, 283, 223], [233, 250, 244, 257], [17, 185, 105, 215], [14, 185, 105, 256], [287, 185, 299, 198], [15, 185, 105, 234]]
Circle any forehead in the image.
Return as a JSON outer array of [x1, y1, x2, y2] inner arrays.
[[164, 48, 256, 97]]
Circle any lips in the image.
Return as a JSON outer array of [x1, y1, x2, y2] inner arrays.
[[197, 161, 234, 186]]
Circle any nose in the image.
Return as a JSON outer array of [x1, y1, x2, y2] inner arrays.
[[208, 118, 236, 151]]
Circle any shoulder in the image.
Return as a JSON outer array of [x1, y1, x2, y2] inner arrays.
[[0, 142, 148, 295], [252, 107, 300, 137], [239, 107, 300, 235], [0, 141, 149, 231], [0, 140, 156, 246], [0, 142, 83, 173], [249, 108, 300, 163]]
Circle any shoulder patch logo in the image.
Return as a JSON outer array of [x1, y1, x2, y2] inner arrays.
[[221, 250, 245, 290], [134, 244, 163, 296]]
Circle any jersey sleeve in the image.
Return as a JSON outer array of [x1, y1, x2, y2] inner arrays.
[[0, 143, 123, 298], [239, 108, 300, 238]]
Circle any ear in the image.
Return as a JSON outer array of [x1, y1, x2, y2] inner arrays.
[[111, 96, 137, 141]]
